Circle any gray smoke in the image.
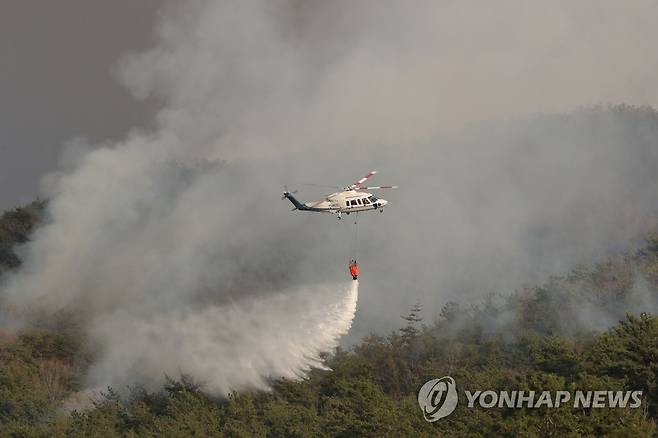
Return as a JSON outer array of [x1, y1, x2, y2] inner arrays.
[[3, 1, 658, 392]]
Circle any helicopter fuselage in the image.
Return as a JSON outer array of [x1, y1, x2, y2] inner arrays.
[[282, 170, 395, 218], [284, 189, 388, 216]]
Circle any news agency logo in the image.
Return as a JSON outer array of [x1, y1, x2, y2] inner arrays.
[[418, 376, 644, 423], [417, 376, 458, 422]]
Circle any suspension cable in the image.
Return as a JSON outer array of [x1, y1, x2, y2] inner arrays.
[[353, 212, 359, 262]]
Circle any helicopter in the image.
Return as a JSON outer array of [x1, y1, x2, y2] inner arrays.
[[282, 171, 397, 219]]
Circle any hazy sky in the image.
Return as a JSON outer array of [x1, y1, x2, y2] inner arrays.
[[0, 1, 162, 210]]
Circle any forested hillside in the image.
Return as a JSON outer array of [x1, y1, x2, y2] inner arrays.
[[0, 201, 45, 274], [1, 202, 658, 436]]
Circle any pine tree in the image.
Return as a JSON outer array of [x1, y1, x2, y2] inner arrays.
[[400, 302, 423, 343]]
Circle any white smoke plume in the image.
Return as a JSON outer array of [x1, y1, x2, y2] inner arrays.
[[87, 281, 358, 394], [3, 1, 658, 393], [1, 127, 361, 392]]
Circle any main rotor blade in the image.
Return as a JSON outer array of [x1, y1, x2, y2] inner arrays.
[[361, 185, 398, 190], [349, 170, 377, 189]]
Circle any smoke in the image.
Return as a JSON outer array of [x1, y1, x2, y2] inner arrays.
[[3, 1, 658, 392], [86, 281, 358, 394], [553, 272, 658, 336], [0, 130, 360, 392]]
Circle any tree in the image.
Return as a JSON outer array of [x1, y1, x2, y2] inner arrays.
[[400, 302, 423, 343]]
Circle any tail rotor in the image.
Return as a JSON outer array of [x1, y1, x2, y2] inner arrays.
[[281, 185, 298, 200]]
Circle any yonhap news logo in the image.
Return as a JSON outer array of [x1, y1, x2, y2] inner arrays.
[[418, 376, 643, 422], [417, 376, 458, 422]]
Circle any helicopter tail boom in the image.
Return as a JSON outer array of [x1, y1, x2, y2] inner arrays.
[[282, 191, 305, 210], [282, 191, 328, 212]]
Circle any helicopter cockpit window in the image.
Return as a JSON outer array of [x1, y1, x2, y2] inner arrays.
[[368, 195, 378, 202], [363, 198, 370, 205]]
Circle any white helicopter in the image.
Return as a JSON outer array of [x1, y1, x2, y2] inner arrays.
[[282, 171, 397, 219]]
